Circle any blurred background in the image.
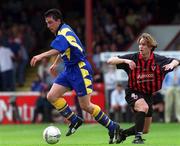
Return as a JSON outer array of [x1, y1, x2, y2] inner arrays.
[[0, 0, 180, 125]]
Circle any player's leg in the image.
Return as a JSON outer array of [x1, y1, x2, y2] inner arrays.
[[47, 83, 83, 136], [130, 98, 148, 144], [50, 71, 84, 136], [120, 116, 152, 141], [120, 94, 152, 144], [119, 95, 148, 144], [78, 94, 121, 144], [143, 117, 152, 134]]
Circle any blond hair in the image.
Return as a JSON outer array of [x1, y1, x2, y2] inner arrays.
[[137, 33, 158, 51]]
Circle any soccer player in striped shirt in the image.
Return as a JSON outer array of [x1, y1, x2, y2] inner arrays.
[[107, 33, 180, 144], [30, 8, 121, 144]]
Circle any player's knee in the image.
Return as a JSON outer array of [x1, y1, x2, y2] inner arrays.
[[142, 104, 149, 113], [135, 99, 149, 113], [135, 104, 149, 113], [47, 92, 55, 102]]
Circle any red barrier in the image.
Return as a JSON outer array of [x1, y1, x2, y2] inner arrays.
[[0, 91, 105, 124]]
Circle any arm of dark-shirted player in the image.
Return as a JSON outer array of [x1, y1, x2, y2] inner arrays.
[[107, 56, 136, 70], [163, 59, 180, 71]]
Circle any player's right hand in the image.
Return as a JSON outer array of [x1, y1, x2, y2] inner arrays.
[[30, 55, 43, 67], [125, 59, 136, 70]]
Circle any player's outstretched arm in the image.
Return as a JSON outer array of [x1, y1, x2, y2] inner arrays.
[[107, 56, 136, 70], [163, 59, 180, 71], [30, 49, 59, 67]]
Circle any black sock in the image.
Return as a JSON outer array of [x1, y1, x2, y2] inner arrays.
[[135, 111, 145, 137], [123, 126, 135, 137]]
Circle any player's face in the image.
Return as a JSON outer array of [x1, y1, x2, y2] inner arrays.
[[138, 38, 152, 59], [45, 16, 61, 34]]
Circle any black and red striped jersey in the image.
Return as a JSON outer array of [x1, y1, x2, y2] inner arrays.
[[117, 52, 174, 94]]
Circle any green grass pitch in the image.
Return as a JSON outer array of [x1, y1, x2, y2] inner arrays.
[[0, 123, 180, 146]]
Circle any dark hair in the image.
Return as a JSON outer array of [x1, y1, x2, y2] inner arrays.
[[117, 83, 122, 87], [44, 8, 63, 22]]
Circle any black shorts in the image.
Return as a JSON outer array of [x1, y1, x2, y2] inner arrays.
[[125, 89, 153, 117]]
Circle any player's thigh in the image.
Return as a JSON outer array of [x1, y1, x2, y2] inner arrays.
[[143, 117, 152, 134], [125, 91, 149, 113], [47, 83, 69, 101]]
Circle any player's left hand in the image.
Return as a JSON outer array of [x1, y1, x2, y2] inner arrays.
[[30, 55, 43, 67], [163, 64, 174, 71], [163, 59, 180, 71], [49, 64, 58, 77]]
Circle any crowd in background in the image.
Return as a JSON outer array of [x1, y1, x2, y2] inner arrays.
[[0, 0, 180, 123], [0, 25, 32, 91]]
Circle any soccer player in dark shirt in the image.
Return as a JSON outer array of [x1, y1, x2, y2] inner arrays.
[[107, 33, 180, 144], [30, 9, 121, 144]]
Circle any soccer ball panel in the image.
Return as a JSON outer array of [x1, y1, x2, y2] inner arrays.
[[43, 126, 61, 144]]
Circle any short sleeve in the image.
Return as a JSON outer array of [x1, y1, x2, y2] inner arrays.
[[155, 54, 173, 66], [155, 54, 175, 73], [116, 53, 136, 70], [50, 35, 69, 52], [117, 54, 133, 60]]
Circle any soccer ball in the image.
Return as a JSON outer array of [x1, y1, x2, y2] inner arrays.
[[43, 126, 61, 144]]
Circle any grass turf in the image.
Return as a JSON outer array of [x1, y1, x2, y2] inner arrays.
[[0, 123, 179, 146]]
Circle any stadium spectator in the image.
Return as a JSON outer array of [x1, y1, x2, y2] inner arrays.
[[107, 33, 180, 144], [10, 25, 29, 87], [162, 67, 180, 123], [8, 26, 21, 65], [115, 34, 126, 51], [109, 42, 118, 52], [139, 5, 153, 27], [172, 12, 180, 24], [16, 46, 29, 87], [104, 65, 117, 109], [92, 44, 102, 70], [152, 91, 165, 122], [0, 40, 16, 91], [93, 71, 104, 84], [171, 1, 180, 24], [104, 15, 117, 35], [110, 83, 127, 122], [32, 90, 54, 123], [38, 58, 53, 85], [125, 8, 140, 27], [9, 95, 22, 123], [30, 9, 121, 144], [31, 74, 47, 92]]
